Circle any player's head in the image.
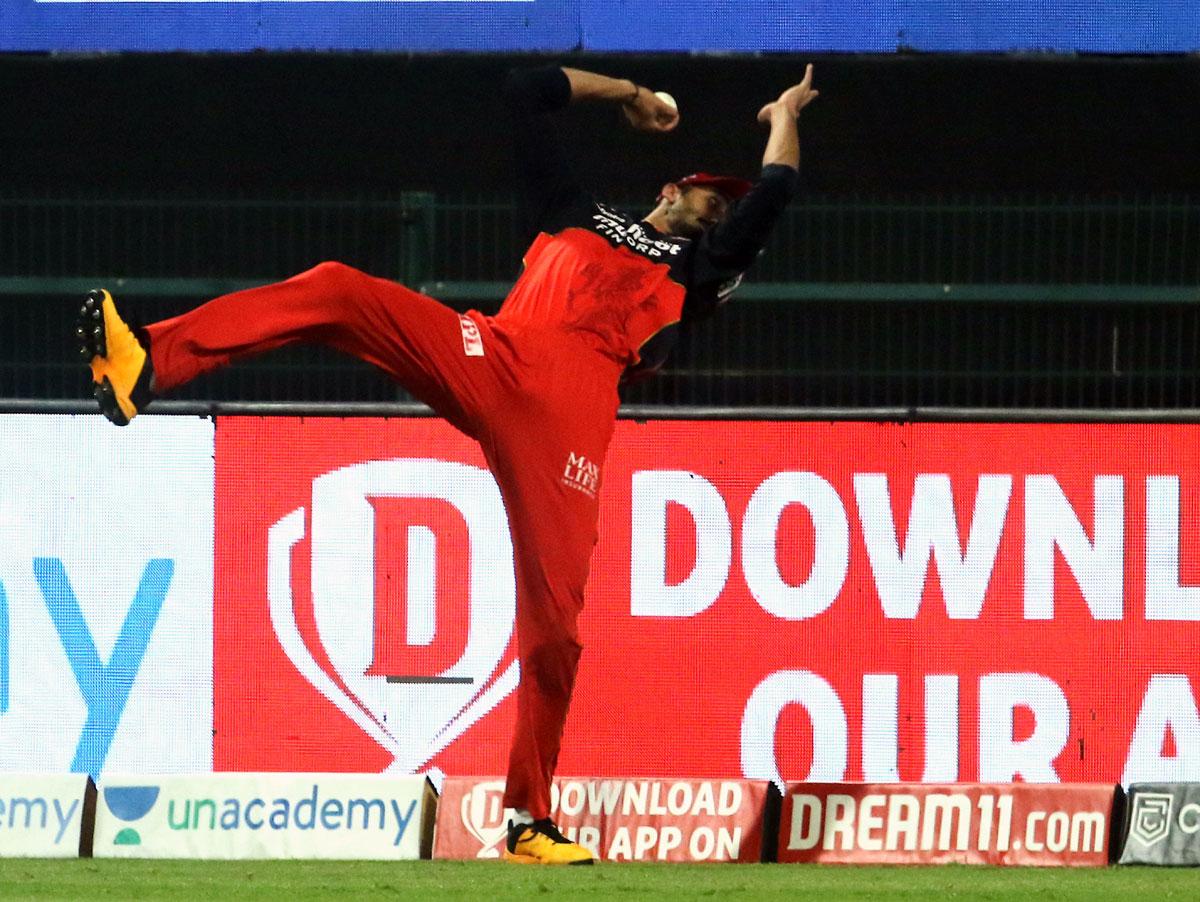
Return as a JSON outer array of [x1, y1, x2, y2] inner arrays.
[[650, 173, 753, 239]]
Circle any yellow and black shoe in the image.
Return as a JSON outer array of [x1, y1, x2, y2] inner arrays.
[[502, 818, 595, 865], [77, 289, 155, 426]]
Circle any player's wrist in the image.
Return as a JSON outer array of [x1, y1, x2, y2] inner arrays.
[[621, 81, 642, 106], [770, 101, 797, 122]]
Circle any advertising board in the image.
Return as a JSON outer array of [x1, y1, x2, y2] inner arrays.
[[94, 772, 434, 859], [0, 415, 214, 778], [0, 774, 94, 858], [434, 776, 770, 862], [1118, 782, 1200, 865], [777, 782, 1115, 866], [212, 418, 1200, 790]]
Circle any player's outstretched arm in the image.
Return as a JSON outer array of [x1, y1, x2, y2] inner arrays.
[[756, 63, 820, 170], [560, 67, 680, 133], [685, 65, 818, 309]]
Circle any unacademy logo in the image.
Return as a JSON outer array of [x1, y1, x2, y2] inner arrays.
[[104, 785, 161, 846], [164, 785, 418, 846]]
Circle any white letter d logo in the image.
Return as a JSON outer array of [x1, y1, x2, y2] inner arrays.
[[268, 458, 518, 772]]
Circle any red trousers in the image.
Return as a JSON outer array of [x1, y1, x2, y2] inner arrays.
[[147, 262, 621, 819]]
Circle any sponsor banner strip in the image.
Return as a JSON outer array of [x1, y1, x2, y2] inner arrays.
[[1119, 783, 1200, 865], [0, 774, 95, 858], [435, 777, 771, 862], [777, 783, 1118, 867], [94, 773, 435, 860]]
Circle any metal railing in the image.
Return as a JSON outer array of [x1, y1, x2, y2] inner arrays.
[[2, 192, 1198, 409], [0, 192, 437, 285], [5, 192, 1198, 287]]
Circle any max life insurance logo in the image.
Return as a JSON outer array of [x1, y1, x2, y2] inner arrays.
[[214, 419, 520, 773]]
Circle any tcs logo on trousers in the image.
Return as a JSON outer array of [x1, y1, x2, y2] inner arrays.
[[267, 459, 519, 772]]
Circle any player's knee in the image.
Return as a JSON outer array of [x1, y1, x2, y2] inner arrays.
[[523, 636, 583, 696], [302, 261, 371, 315], [308, 260, 365, 289]]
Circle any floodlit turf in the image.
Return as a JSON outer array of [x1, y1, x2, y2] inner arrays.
[[2, 860, 1200, 901]]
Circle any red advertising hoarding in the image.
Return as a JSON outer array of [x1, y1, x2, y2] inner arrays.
[[214, 419, 1200, 788], [434, 777, 768, 862], [776, 782, 1115, 866]]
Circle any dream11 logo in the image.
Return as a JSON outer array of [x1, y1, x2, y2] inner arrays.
[[267, 459, 519, 773]]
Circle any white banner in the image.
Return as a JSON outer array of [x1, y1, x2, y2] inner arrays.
[[95, 773, 434, 859], [0, 773, 93, 857], [0, 414, 214, 776]]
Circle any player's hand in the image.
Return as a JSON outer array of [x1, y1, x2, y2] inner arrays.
[[757, 64, 819, 124], [622, 87, 680, 133]]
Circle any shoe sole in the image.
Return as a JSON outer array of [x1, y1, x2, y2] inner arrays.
[[94, 376, 131, 427], [77, 289, 132, 427], [502, 849, 595, 866], [77, 289, 108, 360]]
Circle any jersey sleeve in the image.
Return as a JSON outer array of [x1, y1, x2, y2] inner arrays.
[[683, 163, 799, 321], [503, 67, 591, 242]]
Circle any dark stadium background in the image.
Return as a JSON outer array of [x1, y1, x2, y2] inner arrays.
[[2, 53, 1198, 408], [5, 54, 1199, 194]]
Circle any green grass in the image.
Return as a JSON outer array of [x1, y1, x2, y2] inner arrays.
[[1, 860, 1199, 901]]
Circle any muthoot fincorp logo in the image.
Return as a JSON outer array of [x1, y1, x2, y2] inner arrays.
[[160, 785, 419, 846]]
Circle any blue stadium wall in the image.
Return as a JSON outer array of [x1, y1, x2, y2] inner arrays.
[[4, 0, 1199, 53]]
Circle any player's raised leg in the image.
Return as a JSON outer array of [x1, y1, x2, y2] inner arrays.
[[77, 262, 497, 435]]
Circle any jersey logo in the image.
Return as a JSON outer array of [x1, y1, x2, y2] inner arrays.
[[592, 204, 686, 259], [562, 451, 600, 499], [459, 315, 484, 357]]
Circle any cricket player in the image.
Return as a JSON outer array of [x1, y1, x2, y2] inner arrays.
[[77, 63, 818, 865]]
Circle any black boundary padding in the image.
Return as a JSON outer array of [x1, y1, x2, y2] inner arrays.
[[419, 777, 438, 861], [1109, 783, 1129, 863], [78, 776, 98, 858], [760, 781, 783, 863]]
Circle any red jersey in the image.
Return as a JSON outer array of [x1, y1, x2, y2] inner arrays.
[[503, 66, 798, 380]]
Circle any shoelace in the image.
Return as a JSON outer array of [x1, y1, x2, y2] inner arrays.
[[511, 818, 573, 846], [530, 818, 572, 844]]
